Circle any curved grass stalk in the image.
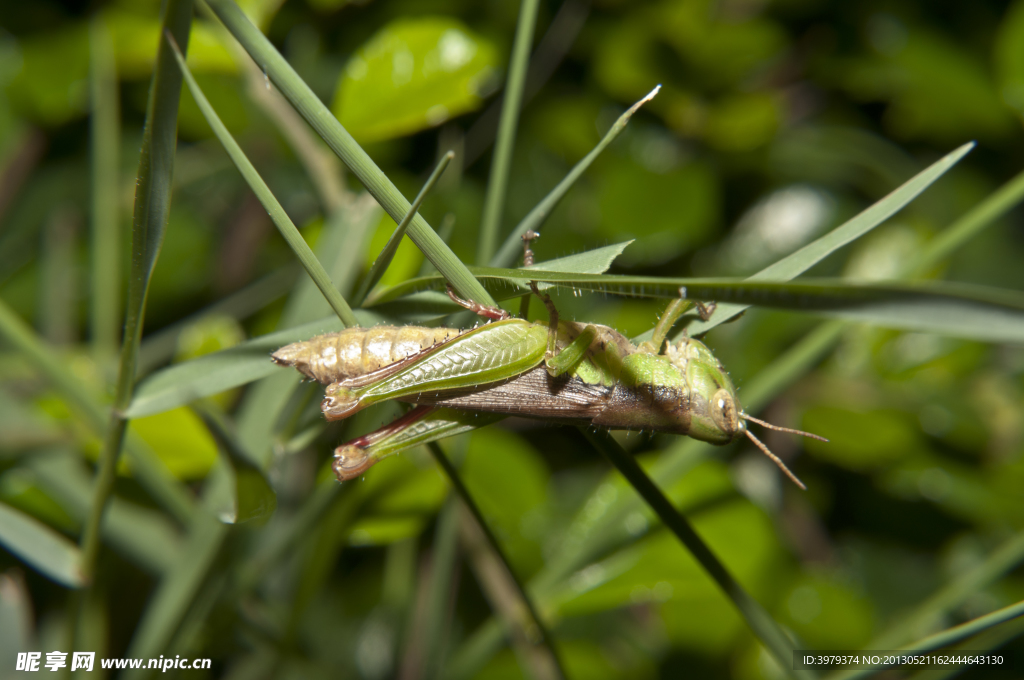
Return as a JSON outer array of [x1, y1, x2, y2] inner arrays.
[[477, 0, 541, 265], [166, 33, 358, 328], [203, 0, 495, 308]]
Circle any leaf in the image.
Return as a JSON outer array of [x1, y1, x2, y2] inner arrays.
[[0, 502, 84, 588], [206, 0, 494, 307], [369, 241, 633, 304], [332, 17, 499, 143], [687, 140, 974, 336], [129, 407, 220, 480], [27, 451, 183, 575], [197, 410, 277, 525], [456, 273, 1024, 343]]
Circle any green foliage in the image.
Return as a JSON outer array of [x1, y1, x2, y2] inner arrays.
[[333, 17, 499, 143], [1, 0, 1024, 678]]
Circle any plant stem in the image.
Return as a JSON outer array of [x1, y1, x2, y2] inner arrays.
[[582, 428, 813, 680], [428, 443, 565, 680], [477, 0, 540, 265], [354, 152, 454, 306], [203, 0, 495, 307]]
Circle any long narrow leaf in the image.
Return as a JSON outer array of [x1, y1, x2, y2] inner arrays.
[[354, 151, 454, 306], [685, 141, 973, 336], [167, 33, 358, 328], [489, 86, 659, 268], [477, 0, 541, 264], [89, 16, 121, 361], [204, 0, 495, 307], [583, 430, 809, 680], [427, 272, 1024, 343], [0, 502, 84, 588]]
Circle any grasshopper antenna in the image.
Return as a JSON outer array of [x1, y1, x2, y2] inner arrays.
[[740, 412, 826, 491]]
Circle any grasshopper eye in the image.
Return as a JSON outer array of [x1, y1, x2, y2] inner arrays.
[[711, 389, 741, 437]]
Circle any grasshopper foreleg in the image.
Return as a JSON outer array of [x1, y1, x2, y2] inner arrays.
[[521, 230, 560, 357]]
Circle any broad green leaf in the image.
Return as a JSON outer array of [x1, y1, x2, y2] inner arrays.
[[554, 500, 777, 620], [778, 575, 874, 649], [801, 406, 922, 471], [332, 17, 499, 143], [0, 501, 84, 588]]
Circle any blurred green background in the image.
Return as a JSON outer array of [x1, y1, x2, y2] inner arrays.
[[1, 0, 1023, 678]]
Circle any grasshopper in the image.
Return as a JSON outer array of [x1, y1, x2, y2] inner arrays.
[[272, 233, 824, 488]]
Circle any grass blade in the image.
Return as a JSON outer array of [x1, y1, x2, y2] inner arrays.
[[477, 0, 541, 265], [827, 599, 1024, 680], [489, 86, 659, 268], [868, 530, 1024, 649], [89, 15, 121, 362], [204, 0, 495, 307], [79, 0, 194, 603], [166, 33, 358, 328], [29, 450, 183, 576], [908, 166, 1024, 276], [582, 429, 810, 680], [0, 502, 84, 588], [685, 141, 974, 336], [447, 273, 1024, 343], [429, 443, 565, 680], [354, 151, 454, 306]]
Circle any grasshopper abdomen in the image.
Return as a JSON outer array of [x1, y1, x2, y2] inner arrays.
[[271, 326, 463, 384]]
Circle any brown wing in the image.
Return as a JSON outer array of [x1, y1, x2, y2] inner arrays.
[[400, 366, 612, 421]]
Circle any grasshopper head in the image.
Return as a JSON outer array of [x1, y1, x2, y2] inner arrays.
[[666, 337, 825, 490], [665, 337, 742, 445]]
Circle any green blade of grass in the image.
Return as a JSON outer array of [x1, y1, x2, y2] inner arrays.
[[166, 33, 358, 328], [826, 599, 1024, 680], [429, 442, 565, 680], [907, 166, 1024, 276], [369, 241, 634, 305], [444, 273, 1024, 343], [682, 141, 974, 337], [79, 0, 194, 605], [122, 504, 228, 678], [476, 0, 541, 265], [204, 0, 495, 307], [353, 151, 454, 306], [28, 450, 183, 576], [489, 87, 660, 268], [0, 502, 84, 588], [582, 429, 810, 680], [868, 529, 1024, 649], [89, 15, 121, 362]]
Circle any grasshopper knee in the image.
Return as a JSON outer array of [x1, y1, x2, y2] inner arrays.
[[333, 444, 375, 481], [322, 384, 363, 421]]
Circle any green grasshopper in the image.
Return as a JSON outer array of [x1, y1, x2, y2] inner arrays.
[[272, 233, 823, 488]]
